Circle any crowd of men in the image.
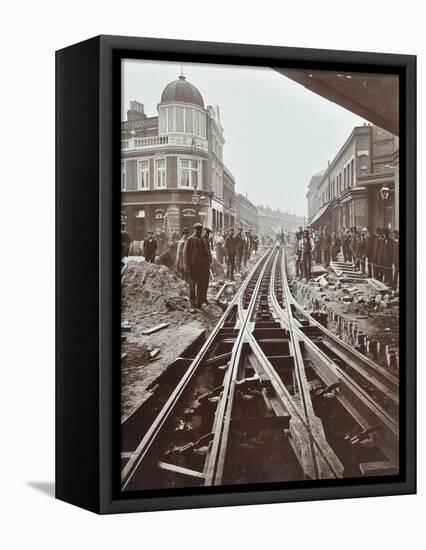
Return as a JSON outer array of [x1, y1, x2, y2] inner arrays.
[[294, 225, 399, 290], [121, 223, 260, 313]]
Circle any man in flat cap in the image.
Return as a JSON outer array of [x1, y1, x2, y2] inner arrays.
[[183, 223, 210, 312]]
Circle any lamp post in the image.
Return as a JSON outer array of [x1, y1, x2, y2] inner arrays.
[[380, 184, 390, 230]]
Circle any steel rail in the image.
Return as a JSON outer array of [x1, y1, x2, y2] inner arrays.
[[121, 249, 272, 490], [269, 250, 344, 479], [204, 249, 275, 485], [289, 281, 398, 403], [212, 248, 342, 483], [281, 250, 399, 467]]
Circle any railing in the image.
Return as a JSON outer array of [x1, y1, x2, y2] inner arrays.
[[121, 135, 208, 152]]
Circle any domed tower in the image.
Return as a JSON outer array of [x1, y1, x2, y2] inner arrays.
[[158, 75, 207, 138]]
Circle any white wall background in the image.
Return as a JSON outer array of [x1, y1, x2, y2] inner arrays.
[[1, 1, 423, 548]]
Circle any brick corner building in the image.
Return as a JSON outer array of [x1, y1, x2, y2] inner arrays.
[[121, 75, 236, 239]]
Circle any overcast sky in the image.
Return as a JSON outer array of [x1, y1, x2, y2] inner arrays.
[[122, 59, 366, 217]]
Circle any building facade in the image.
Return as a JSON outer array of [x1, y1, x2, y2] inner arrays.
[[235, 193, 258, 232], [257, 206, 304, 237], [121, 76, 236, 239], [308, 124, 399, 233]]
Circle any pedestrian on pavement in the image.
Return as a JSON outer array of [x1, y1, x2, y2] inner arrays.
[[143, 230, 157, 263], [183, 223, 211, 312], [382, 230, 394, 285], [321, 226, 331, 267], [365, 226, 376, 278], [342, 229, 351, 263], [301, 229, 315, 282], [374, 228, 384, 281], [235, 227, 244, 273], [224, 227, 237, 281], [330, 231, 341, 262], [356, 233, 367, 274], [175, 227, 190, 279], [314, 230, 322, 264], [295, 232, 303, 278]]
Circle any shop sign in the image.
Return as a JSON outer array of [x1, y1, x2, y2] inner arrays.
[[183, 208, 196, 217], [154, 208, 166, 219]]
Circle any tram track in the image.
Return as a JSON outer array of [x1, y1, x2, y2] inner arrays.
[[121, 246, 399, 492]]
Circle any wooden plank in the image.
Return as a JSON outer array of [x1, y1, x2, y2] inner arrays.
[[157, 461, 205, 479], [141, 323, 169, 335]]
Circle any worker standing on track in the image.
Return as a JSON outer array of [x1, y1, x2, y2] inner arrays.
[[201, 227, 213, 306], [235, 227, 244, 273], [301, 229, 315, 282], [224, 228, 236, 281], [183, 223, 210, 312]]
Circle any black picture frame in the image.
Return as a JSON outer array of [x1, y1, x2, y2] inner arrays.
[[56, 35, 416, 514]]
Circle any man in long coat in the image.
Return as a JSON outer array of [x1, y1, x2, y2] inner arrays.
[[235, 228, 245, 273], [224, 228, 237, 281], [183, 223, 210, 312], [143, 230, 157, 263]]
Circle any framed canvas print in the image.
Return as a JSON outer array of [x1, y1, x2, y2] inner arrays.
[[56, 35, 416, 514]]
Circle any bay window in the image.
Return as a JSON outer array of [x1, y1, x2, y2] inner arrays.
[[159, 105, 206, 138]]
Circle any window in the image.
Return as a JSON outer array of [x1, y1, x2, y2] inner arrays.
[[185, 107, 193, 133], [167, 107, 174, 133], [351, 159, 355, 186], [176, 107, 184, 132], [179, 159, 200, 188], [160, 109, 167, 133], [137, 159, 150, 190], [121, 161, 126, 191], [156, 158, 166, 189]]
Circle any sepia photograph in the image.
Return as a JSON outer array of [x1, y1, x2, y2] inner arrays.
[[119, 59, 400, 492]]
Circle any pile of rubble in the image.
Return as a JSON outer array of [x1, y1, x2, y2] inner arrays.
[[290, 259, 399, 373], [121, 261, 224, 421]]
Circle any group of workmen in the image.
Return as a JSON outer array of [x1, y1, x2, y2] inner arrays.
[[123, 223, 259, 312], [174, 224, 259, 310], [294, 225, 399, 289]]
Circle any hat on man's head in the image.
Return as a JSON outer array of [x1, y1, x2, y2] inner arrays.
[[204, 227, 212, 233], [193, 222, 203, 229]]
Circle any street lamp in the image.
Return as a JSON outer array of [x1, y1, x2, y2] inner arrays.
[[380, 184, 390, 229]]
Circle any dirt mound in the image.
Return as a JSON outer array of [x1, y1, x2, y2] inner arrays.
[[122, 261, 191, 314], [121, 261, 224, 421]]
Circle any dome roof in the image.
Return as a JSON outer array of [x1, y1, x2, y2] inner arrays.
[[161, 75, 204, 108]]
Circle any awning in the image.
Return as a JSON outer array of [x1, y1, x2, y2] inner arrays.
[[308, 203, 331, 226]]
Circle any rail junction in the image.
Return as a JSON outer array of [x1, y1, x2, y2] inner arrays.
[[121, 247, 399, 491]]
